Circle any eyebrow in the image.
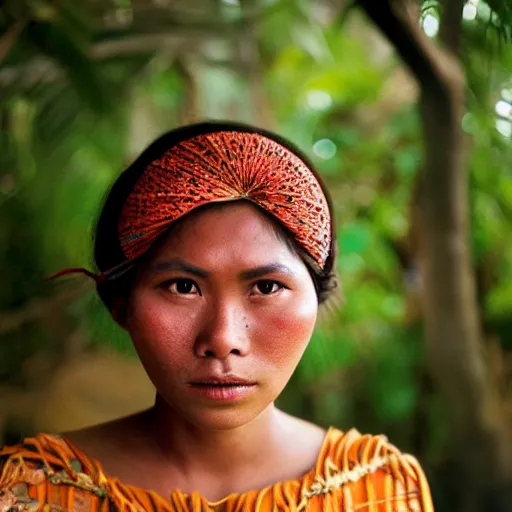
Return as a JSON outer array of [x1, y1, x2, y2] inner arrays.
[[149, 259, 295, 280], [149, 258, 209, 278], [239, 263, 296, 280]]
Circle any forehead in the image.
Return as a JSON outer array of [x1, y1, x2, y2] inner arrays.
[[149, 201, 299, 264]]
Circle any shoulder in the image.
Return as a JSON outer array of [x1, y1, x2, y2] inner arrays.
[[62, 411, 151, 478], [299, 427, 434, 511], [0, 433, 110, 510]]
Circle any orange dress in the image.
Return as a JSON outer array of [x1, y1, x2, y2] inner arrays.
[[0, 428, 434, 511]]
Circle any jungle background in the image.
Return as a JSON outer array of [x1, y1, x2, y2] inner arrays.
[[1, 0, 512, 510]]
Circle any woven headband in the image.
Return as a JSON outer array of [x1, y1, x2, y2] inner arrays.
[[52, 129, 332, 283]]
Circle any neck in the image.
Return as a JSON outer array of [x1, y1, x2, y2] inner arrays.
[[146, 394, 288, 477]]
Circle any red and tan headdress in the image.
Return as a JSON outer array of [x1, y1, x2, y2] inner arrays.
[[53, 122, 333, 283]]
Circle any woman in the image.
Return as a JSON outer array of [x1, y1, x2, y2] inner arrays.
[[0, 122, 434, 511]]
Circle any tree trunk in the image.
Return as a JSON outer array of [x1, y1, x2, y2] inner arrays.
[[357, 1, 512, 510], [420, 59, 512, 512]]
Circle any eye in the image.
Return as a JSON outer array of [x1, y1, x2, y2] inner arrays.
[[166, 278, 201, 295], [252, 280, 284, 296]]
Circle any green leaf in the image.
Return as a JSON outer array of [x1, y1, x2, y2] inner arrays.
[[339, 222, 372, 254], [24, 21, 112, 114]]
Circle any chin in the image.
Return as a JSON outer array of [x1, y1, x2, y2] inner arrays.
[[164, 393, 275, 431], [189, 408, 264, 431]]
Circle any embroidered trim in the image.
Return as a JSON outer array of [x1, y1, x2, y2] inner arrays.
[[297, 455, 388, 511], [1, 431, 434, 512], [47, 470, 108, 498]]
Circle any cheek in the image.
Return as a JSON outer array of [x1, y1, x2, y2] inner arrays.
[[256, 295, 317, 363], [271, 311, 315, 340], [131, 301, 173, 339], [127, 293, 199, 361]]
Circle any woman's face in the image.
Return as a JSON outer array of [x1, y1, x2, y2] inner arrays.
[[124, 201, 318, 430]]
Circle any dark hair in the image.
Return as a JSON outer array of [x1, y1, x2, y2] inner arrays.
[[94, 121, 339, 307]]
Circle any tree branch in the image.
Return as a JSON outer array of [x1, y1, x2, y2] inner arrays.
[[439, 0, 464, 56], [0, 25, 244, 89], [0, 21, 24, 65], [0, 285, 90, 336], [358, 0, 512, 498], [356, 0, 463, 99]]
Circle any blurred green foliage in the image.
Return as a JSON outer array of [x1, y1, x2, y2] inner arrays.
[[1, 1, 512, 509]]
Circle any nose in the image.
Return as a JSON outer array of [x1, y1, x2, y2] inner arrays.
[[194, 302, 249, 359]]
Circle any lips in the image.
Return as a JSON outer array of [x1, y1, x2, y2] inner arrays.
[[189, 375, 256, 386], [187, 375, 257, 401]]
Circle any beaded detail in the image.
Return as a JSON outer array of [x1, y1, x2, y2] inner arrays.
[[118, 131, 331, 269], [0, 429, 434, 512]]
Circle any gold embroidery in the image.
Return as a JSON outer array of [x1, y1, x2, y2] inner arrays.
[[1, 431, 434, 512], [297, 456, 388, 511], [47, 471, 107, 498]]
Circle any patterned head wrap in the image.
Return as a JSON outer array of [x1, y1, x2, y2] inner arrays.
[[52, 122, 333, 283]]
